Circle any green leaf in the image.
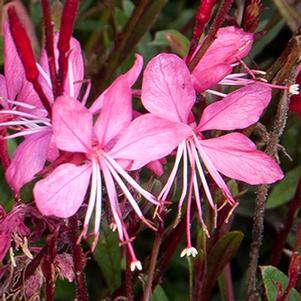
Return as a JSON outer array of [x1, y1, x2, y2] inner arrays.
[[260, 265, 301, 301], [266, 166, 301, 209], [91, 225, 121, 293], [150, 30, 189, 57], [201, 231, 244, 298], [151, 285, 169, 301]]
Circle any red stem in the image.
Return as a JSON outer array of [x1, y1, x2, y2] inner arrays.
[[7, 6, 51, 115], [188, 0, 233, 71], [41, 0, 60, 98], [68, 216, 89, 301], [186, 0, 217, 63], [42, 233, 58, 301], [57, 0, 80, 94], [125, 248, 134, 301]]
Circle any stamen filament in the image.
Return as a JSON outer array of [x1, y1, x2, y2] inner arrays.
[[159, 141, 185, 200], [103, 153, 159, 205]]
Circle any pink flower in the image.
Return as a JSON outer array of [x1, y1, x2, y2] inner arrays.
[[33, 55, 191, 270], [190, 26, 299, 97], [0, 21, 84, 193], [141, 53, 284, 255], [190, 26, 253, 93]]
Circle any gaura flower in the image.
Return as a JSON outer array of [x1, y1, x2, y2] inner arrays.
[[0, 20, 84, 193], [191, 26, 253, 93], [33, 55, 191, 270], [190, 26, 299, 97], [141, 53, 284, 256]]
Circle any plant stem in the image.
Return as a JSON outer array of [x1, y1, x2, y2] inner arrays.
[[246, 35, 301, 301], [68, 216, 88, 301], [42, 233, 57, 301], [142, 232, 162, 301], [125, 248, 134, 301], [224, 264, 235, 301], [41, 0, 60, 98]]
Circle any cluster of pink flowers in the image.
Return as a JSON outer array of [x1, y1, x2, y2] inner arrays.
[[0, 6, 289, 271]]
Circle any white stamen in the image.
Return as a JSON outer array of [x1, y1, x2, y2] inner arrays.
[[4, 127, 49, 139], [159, 141, 185, 200], [193, 135, 235, 205], [36, 63, 52, 88], [191, 143, 215, 208], [289, 84, 300, 95], [0, 110, 49, 121], [5, 99, 38, 110], [205, 89, 227, 97], [103, 153, 159, 205], [68, 57, 75, 97], [83, 158, 98, 229], [0, 119, 50, 128], [180, 247, 198, 258], [81, 80, 91, 106], [100, 160, 124, 241], [105, 159, 144, 218], [130, 260, 142, 271], [94, 162, 102, 234], [177, 142, 189, 211]]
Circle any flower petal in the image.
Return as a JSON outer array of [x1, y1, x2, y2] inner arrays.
[[90, 54, 143, 114], [142, 53, 195, 123], [5, 130, 52, 193], [199, 133, 284, 184], [191, 26, 253, 91], [192, 64, 231, 92], [52, 96, 92, 153], [34, 163, 92, 218], [40, 35, 84, 98], [109, 114, 192, 168], [3, 22, 25, 100], [93, 56, 144, 146], [198, 84, 271, 131]]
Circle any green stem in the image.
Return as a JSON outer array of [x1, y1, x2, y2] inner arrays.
[[142, 233, 163, 301]]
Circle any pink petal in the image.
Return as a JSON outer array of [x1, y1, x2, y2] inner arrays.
[[94, 76, 134, 146], [198, 84, 271, 131], [17, 80, 48, 116], [0, 233, 10, 262], [109, 114, 192, 169], [34, 163, 92, 218], [3, 22, 25, 100], [199, 133, 284, 184], [191, 26, 253, 91], [5, 130, 52, 193], [52, 96, 92, 153], [141, 53, 195, 124], [65, 37, 84, 98], [191, 64, 231, 92], [146, 160, 165, 177], [40, 35, 84, 98], [0, 75, 8, 108], [90, 54, 143, 114]]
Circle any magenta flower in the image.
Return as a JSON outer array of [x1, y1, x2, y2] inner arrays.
[[190, 26, 299, 96], [190, 26, 253, 93], [141, 53, 284, 256], [0, 21, 84, 193], [33, 55, 191, 270]]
